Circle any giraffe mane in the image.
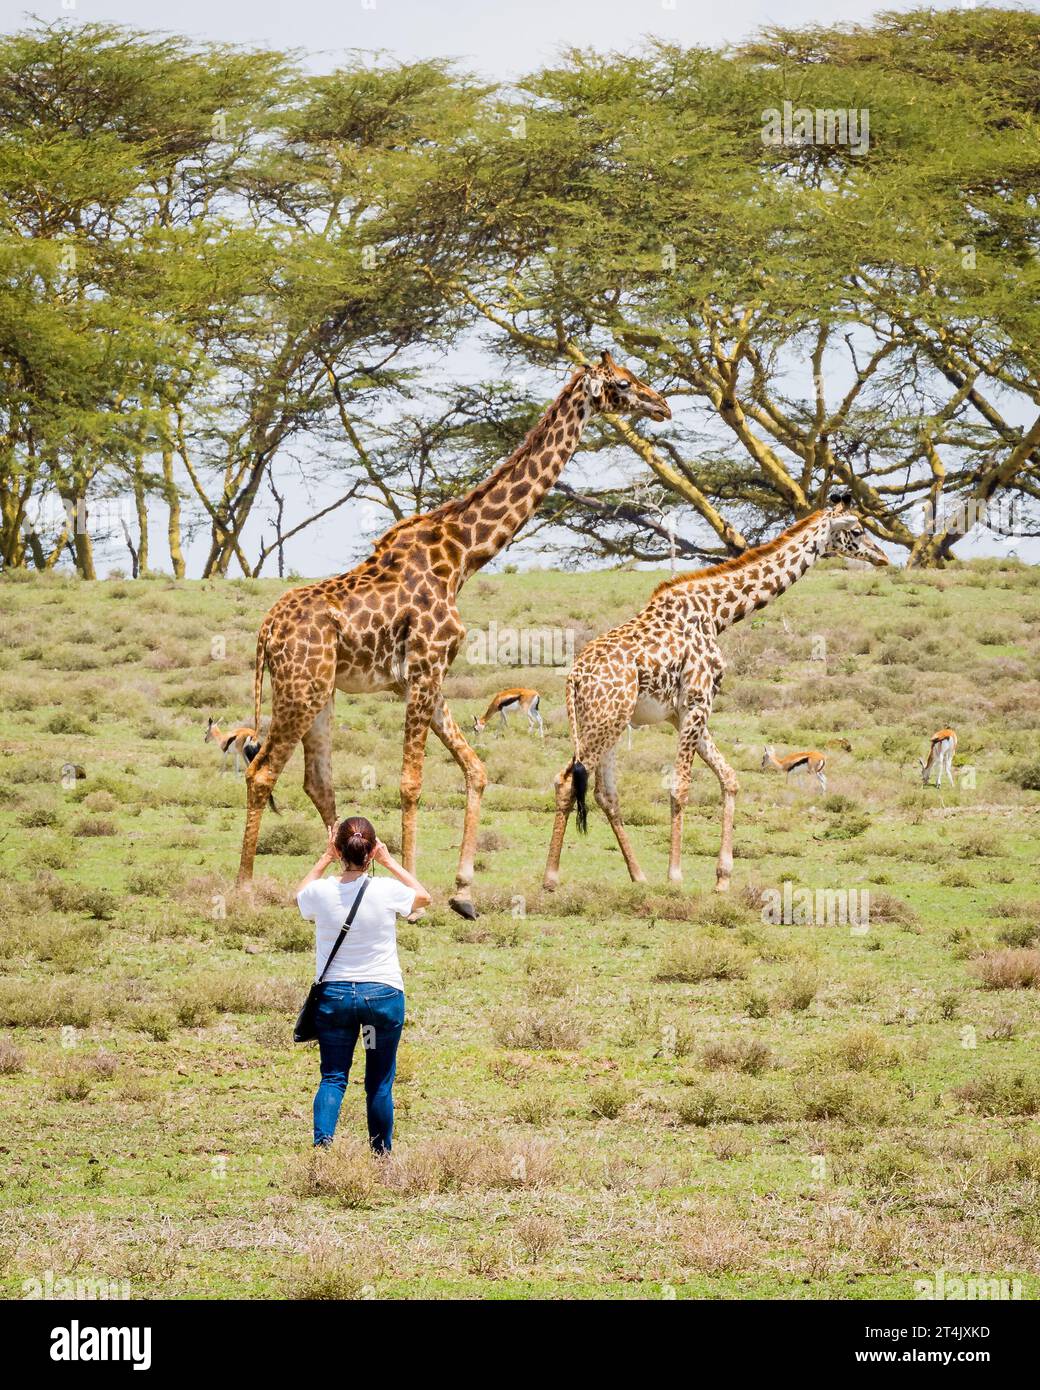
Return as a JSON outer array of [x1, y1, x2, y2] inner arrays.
[[649, 510, 828, 599]]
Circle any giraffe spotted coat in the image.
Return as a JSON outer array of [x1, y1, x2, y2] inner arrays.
[[544, 504, 889, 893]]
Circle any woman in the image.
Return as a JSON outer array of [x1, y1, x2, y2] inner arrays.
[[295, 816, 431, 1152]]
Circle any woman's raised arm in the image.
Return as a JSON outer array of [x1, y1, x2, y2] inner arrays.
[[372, 840, 432, 912], [294, 824, 339, 899]]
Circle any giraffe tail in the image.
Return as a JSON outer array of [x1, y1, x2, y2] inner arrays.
[[564, 675, 589, 833], [253, 621, 269, 743], [572, 760, 589, 834]]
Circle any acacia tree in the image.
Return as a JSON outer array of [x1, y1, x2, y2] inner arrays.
[[0, 23, 478, 578], [411, 7, 1040, 563]]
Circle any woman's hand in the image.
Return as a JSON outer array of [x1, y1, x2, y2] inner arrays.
[[324, 822, 341, 865], [371, 839, 393, 869]]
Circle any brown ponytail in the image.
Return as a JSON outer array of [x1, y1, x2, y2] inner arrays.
[[334, 816, 377, 869]]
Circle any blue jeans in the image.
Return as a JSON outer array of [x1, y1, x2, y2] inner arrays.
[[313, 981, 405, 1152]]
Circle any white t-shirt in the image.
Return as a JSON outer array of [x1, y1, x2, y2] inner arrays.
[[296, 875, 416, 991]]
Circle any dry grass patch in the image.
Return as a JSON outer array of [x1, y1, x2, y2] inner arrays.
[[700, 1037, 773, 1075], [972, 949, 1040, 990], [655, 937, 752, 983], [491, 1004, 584, 1051], [954, 1070, 1040, 1117]]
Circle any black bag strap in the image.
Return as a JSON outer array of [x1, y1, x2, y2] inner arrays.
[[316, 878, 370, 983]]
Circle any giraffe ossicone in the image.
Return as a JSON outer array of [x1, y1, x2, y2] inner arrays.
[[235, 351, 671, 915]]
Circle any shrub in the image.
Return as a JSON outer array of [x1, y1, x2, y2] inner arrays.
[[45, 712, 90, 735], [0, 1037, 27, 1074], [655, 938, 751, 983], [510, 1089, 559, 1125], [1008, 758, 1040, 791], [774, 967, 819, 1013], [972, 949, 1040, 990], [700, 1037, 773, 1075], [491, 1004, 584, 1051], [997, 921, 1040, 949], [72, 816, 117, 838], [955, 1070, 1040, 1117], [801, 1074, 900, 1125], [589, 1078, 629, 1119], [256, 823, 314, 856]]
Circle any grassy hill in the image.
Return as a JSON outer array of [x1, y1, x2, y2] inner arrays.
[[1, 559, 1039, 1300]]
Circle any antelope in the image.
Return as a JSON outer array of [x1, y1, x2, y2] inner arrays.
[[206, 718, 259, 774], [919, 728, 957, 788], [472, 688, 544, 738], [762, 745, 828, 795], [206, 718, 279, 812]]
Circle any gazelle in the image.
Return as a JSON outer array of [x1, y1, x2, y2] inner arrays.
[[206, 718, 259, 774], [761, 745, 827, 795], [472, 688, 544, 738], [206, 719, 279, 813], [919, 728, 957, 788]]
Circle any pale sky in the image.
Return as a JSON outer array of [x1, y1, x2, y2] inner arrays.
[[3, 1, 964, 80], [5, 0, 1033, 574]]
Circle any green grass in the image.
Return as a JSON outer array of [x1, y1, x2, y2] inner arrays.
[[1, 559, 1039, 1299]]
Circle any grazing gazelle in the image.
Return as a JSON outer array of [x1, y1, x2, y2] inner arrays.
[[473, 687, 544, 738], [919, 728, 957, 788], [761, 745, 828, 795], [206, 718, 279, 812]]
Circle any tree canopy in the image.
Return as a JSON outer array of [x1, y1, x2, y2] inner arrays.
[[2, 9, 1038, 577]]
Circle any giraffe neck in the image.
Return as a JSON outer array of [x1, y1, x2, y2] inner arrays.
[[651, 512, 829, 632], [706, 513, 829, 630], [451, 374, 591, 585]]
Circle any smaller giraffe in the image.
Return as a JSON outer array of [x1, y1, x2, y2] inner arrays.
[[543, 499, 888, 893], [473, 688, 544, 738], [919, 728, 957, 788], [762, 745, 827, 795]]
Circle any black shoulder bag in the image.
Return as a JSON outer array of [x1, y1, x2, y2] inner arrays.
[[293, 878, 370, 1043]]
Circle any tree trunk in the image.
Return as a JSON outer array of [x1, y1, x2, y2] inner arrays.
[[161, 445, 186, 578], [133, 471, 149, 575]]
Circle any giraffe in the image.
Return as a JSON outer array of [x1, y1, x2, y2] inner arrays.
[[236, 351, 671, 916], [543, 499, 889, 894]]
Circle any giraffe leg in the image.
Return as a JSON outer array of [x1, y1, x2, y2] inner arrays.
[[301, 695, 337, 828], [543, 758, 581, 891], [696, 728, 739, 893], [399, 680, 437, 878], [237, 729, 298, 888], [667, 714, 704, 886], [594, 746, 647, 884], [430, 698, 488, 919], [237, 666, 337, 888]]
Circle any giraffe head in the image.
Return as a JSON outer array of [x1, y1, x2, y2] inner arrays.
[[823, 495, 889, 567], [583, 350, 671, 422]]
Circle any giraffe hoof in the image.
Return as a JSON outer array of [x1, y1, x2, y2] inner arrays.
[[449, 896, 479, 921]]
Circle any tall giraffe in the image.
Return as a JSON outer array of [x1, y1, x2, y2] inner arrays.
[[543, 500, 888, 894], [236, 351, 671, 916]]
